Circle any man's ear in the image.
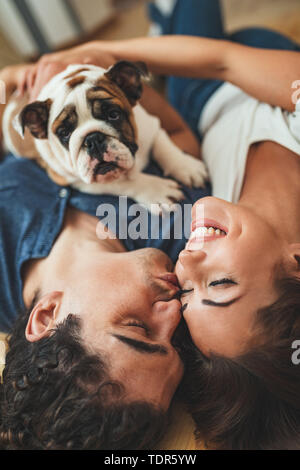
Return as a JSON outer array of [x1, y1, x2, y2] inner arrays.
[[25, 291, 63, 342], [16, 98, 52, 139], [104, 60, 149, 106]]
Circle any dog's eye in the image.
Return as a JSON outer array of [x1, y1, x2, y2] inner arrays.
[[57, 127, 71, 139], [108, 109, 122, 121]]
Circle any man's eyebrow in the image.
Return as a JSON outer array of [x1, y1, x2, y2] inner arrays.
[[202, 296, 242, 307], [112, 334, 168, 355]]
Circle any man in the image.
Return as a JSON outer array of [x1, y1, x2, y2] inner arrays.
[[0, 64, 210, 449]]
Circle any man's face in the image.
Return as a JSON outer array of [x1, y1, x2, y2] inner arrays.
[[56, 248, 184, 410]]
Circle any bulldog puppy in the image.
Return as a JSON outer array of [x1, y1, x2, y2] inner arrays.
[[3, 61, 208, 213]]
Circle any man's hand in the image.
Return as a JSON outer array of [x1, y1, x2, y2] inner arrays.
[[20, 43, 115, 101], [17, 61, 65, 100], [0, 63, 37, 97], [0, 63, 37, 146]]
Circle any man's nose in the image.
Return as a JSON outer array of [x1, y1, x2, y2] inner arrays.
[[83, 132, 106, 157], [152, 299, 182, 339]]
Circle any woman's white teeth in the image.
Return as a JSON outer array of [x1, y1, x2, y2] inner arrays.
[[191, 226, 226, 238]]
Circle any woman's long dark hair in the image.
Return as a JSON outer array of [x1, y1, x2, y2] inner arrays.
[[179, 276, 300, 449]]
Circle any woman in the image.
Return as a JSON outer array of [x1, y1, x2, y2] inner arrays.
[[105, 0, 300, 449], [7, 0, 300, 449]]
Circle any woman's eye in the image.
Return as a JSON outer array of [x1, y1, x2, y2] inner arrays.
[[179, 288, 193, 297], [209, 278, 237, 287], [179, 290, 193, 314], [180, 303, 188, 314]]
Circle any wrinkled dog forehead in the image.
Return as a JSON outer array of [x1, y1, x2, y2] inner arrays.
[[42, 61, 148, 108], [38, 64, 108, 101], [50, 65, 136, 124], [48, 66, 108, 123], [50, 69, 138, 145]]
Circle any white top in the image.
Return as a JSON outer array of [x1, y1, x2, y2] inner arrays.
[[198, 83, 300, 203]]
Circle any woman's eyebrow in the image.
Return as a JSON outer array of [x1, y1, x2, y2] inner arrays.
[[112, 334, 168, 355], [202, 296, 242, 307]]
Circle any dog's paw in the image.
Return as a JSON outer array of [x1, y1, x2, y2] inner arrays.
[[136, 176, 185, 215], [166, 153, 209, 188]]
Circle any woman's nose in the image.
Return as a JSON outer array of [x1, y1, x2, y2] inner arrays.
[[178, 249, 207, 269], [152, 299, 182, 339]]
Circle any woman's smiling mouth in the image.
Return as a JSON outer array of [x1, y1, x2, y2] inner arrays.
[[186, 219, 227, 250], [191, 218, 228, 234]]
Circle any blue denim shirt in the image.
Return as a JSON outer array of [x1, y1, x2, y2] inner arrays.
[[0, 154, 210, 332]]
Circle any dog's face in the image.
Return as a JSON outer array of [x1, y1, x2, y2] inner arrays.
[[18, 62, 147, 184]]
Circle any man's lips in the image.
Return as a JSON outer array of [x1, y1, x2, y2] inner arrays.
[[158, 273, 179, 288], [156, 274, 180, 301]]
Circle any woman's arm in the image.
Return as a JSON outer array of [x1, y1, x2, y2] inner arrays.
[[140, 84, 200, 157], [26, 36, 300, 112], [225, 42, 300, 112], [98, 36, 300, 112]]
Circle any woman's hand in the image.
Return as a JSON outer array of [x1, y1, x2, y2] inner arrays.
[[21, 42, 115, 101]]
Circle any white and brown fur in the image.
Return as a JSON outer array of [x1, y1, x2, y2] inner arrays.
[[3, 62, 208, 213]]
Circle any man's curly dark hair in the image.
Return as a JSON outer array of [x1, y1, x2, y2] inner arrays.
[[0, 303, 168, 450]]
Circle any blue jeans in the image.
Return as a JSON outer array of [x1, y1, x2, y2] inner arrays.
[[148, 0, 300, 138]]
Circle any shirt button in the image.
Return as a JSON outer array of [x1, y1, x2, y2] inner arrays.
[[59, 188, 68, 198]]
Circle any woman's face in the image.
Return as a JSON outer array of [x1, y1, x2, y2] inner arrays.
[[175, 197, 286, 357]]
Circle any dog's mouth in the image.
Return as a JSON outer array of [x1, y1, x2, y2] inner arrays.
[[80, 132, 135, 182], [94, 160, 120, 175]]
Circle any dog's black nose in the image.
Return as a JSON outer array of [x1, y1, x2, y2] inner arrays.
[[83, 132, 106, 157]]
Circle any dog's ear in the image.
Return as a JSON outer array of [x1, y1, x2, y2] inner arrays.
[[17, 99, 52, 139], [105, 61, 149, 106]]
